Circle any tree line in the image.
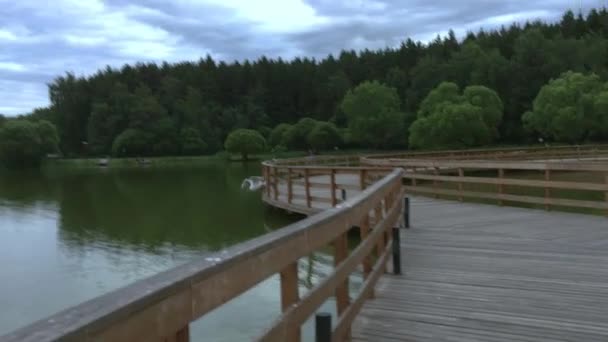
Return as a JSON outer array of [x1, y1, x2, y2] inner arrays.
[[2, 8, 608, 166]]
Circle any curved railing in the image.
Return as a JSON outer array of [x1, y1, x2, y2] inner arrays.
[[5, 145, 608, 342], [262, 145, 608, 216], [360, 148, 608, 215], [2, 167, 405, 342]]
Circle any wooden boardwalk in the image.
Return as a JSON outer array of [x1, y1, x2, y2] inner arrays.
[[352, 197, 608, 341]]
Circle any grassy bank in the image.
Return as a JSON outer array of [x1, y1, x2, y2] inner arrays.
[[42, 149, 379, 169]]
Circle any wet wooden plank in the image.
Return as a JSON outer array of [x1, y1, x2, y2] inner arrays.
[[352, 197, 608, 342]]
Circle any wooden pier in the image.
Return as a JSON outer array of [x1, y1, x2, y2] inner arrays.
[[353, 197, 608, 341], [3, 145, 608, 342]]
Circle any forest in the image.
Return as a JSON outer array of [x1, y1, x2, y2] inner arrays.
[[2, 8, 608, 164]]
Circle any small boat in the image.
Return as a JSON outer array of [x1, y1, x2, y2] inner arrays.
[[97, 158, 109, 167], [241, 176, 266, 191]]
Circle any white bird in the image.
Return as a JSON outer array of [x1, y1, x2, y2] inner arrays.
[[241, 176, 266, 191]]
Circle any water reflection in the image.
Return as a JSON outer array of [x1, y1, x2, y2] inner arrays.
[[0, 163, 360, 341], [0, 162, 301, 338]]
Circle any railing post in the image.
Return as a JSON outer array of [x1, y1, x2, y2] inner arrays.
[[287, 168, 293, 204], [359, 169, 366, 190], [373, 204, 387, 274], [174, 325, 190, 342], [604, 173, 607, 217], [280, 262, 300, 342], [273, 167, 279, 201], [334, 233, 349, 317], [403, 197, 410, 229], [544, 169, 551, 211], [330, 169, 337, 207], [392, 227, 401, 275], [498, 168, 504, 206], [359, 216, 374, 298], [458, 168, 464, 202], [265, 166, 271, 197], [315, 313, 332, 342], [412, 167, 417, 187], [305, 168, 311, 208], [433, 167, 439, 198]]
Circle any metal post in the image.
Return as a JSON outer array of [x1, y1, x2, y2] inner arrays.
[[392, 227, 401, 275], [403, 197, 410, 229], [315, 312, 332, 342]]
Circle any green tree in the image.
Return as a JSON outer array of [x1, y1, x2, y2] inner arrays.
[[409, 82, 503, 149], [307, 122, 342, 151], [180, 127, 207, 155], [35, 120, 60, 154], [522, 71, 607, 142], [283, 118, 318, 150], [269, 123, 292, 147], [0, 120, 59, 167], [341, 81, 405, 148], [224, 129, 266, 160], [111, 129, 150, 157]]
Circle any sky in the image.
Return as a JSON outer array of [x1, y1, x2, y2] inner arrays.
[[0, 0, 600, 115]]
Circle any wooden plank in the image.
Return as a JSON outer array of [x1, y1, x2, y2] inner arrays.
[[378, 159, 608, 172], [352, 196, 608, 342], [403, 186, 608, 210], [403, 173, 608, 192]]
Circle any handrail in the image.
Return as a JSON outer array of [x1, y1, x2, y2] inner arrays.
[[359, 157, 608, 215], [2, 168, 405, 342], [361, 144, 608, 161], [260, 146, 608, 216]]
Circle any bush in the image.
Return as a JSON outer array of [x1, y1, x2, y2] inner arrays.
[[224, 129, 266, 160], [307, 122, 342, 151], [111, 129, 150, 157], [283, 118, 317, 150], [340, 81, 405, 148], [409, 82, 503, 149], [523, 71, 608, 143], [180, 127, 207, 155], [0, 120, 59, 168]]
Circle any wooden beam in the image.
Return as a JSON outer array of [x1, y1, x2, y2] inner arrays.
[[280, 262, 300, 342], [330, 169, 337, 207]]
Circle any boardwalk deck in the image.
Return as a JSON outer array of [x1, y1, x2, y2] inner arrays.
[[352, 197, 608, 342]]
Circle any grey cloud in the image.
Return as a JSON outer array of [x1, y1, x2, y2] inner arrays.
[[0, 0, 595, 115]]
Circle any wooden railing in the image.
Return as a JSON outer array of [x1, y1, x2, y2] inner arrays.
[[362, 144, 608, 162], [362, 157, 608, 215], [261, 162, 394, 215], [2, 168, 405, 342]]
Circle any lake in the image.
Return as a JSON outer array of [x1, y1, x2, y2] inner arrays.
[[0, 161, 342, 341]]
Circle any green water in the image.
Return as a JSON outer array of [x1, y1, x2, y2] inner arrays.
[[0, 162, 339, 341]]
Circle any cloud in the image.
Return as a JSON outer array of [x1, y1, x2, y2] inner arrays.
[[0, 0, 593, 115]]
